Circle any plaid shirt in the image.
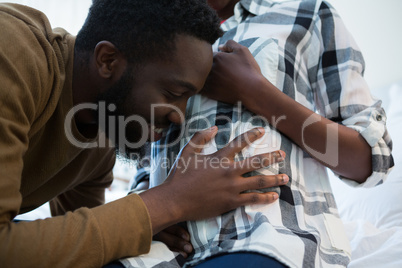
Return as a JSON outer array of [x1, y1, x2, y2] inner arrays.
[[121, 0, 393, 267]]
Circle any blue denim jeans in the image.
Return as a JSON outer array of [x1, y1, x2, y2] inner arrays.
[[193, 252, 287, 268], [104, 252, 287, 268]]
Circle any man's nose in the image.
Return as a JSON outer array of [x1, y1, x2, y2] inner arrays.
[[167, 100, 187, 125]]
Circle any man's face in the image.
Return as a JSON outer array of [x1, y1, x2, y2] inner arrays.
[[98, 34, 213, 159]]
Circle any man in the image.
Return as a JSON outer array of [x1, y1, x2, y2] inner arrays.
[[0, 1, 287, 267], [124, 0, 393, 267]]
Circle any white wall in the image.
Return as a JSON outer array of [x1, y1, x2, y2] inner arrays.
[[327, 0, 402, 90], [1, 0, 91, 35], [3, 0, 401, 90]]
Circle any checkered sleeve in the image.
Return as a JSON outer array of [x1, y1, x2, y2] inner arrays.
[[311, 1, 394, 187]]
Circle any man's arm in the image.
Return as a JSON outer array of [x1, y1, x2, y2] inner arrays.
[[49, 148, 116, 216], [1, 121, 285, 268]]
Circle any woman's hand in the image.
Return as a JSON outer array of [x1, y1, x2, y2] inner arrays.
[[202, 40, 267, 108], [154, 224, 193, 258]]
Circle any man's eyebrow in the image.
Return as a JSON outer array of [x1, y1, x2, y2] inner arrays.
[[172, 79, 198, 93]]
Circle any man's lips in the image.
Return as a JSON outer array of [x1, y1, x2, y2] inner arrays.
[[150, 125, 165, 134], [148, 125, 169, 141]]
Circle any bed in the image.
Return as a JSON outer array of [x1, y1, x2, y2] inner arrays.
[[328, 81, 402, 267]]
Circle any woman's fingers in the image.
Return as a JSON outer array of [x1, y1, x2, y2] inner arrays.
[[161, 225, 190, 240], [218, 39, 242, 53], [154, 226, 193, 258]]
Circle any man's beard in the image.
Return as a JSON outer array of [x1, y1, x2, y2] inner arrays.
[[96, 67, 148, 161]]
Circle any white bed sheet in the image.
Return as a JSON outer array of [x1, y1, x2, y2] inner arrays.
[[330, 81, 402, 267], [344, 220, 402, 267]]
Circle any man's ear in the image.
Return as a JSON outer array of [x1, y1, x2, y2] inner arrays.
[[93, 41, 126, 80]]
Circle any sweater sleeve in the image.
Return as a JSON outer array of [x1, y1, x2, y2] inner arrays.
[[49, 147, 116, 216], [0, 4, 152, 267], [2, 196, 152, 267], [0, 31, 152, 268]]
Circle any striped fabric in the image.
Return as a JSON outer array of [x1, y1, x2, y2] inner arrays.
[[121, 0, 393, 267]]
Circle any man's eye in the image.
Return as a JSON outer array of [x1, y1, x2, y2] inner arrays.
[[167, 90, 183, 97]]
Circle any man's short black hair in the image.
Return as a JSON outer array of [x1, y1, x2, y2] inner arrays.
[[75, 0, 222, 63]]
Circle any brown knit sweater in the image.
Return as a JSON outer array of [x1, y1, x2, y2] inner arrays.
[[0, 3, 151, 267]]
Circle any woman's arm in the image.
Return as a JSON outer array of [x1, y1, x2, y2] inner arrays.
[[202, 41, 371, 183]]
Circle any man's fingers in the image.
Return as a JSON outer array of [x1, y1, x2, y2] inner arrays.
[[237, 191, 280, 206], [235, 150, 286, 174], [238, 174, 289, 193], [217, 127, 265, 159], [183, 126, 218, 154]]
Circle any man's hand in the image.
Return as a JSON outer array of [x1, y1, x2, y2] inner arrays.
[[202, 40, 268, 108], [139, 126, 288, 234]]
